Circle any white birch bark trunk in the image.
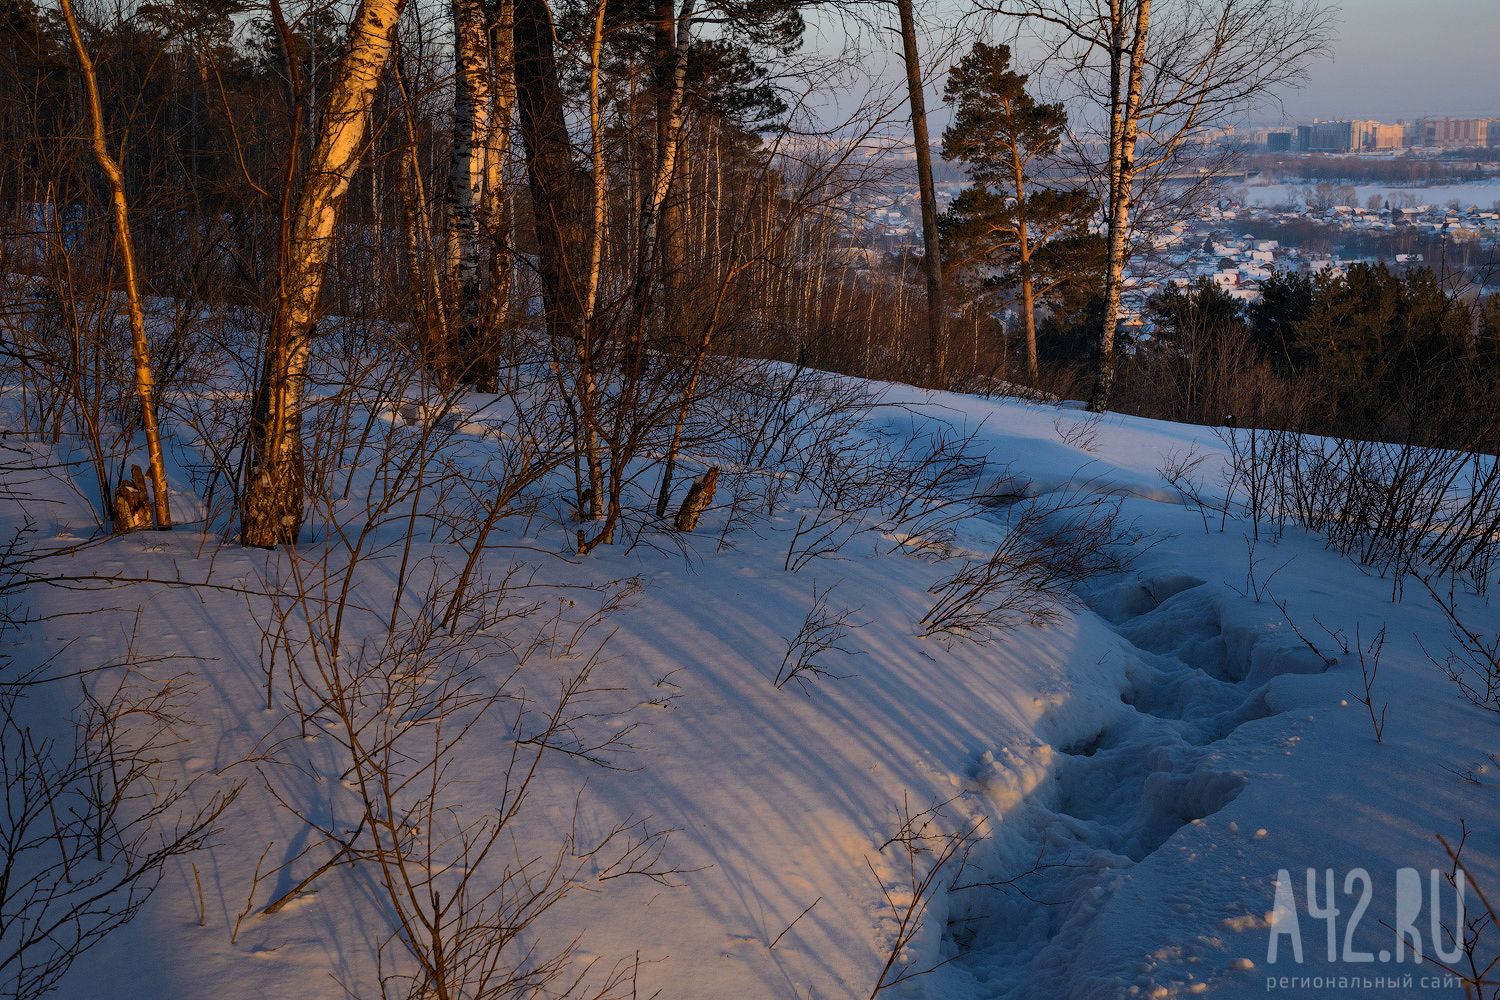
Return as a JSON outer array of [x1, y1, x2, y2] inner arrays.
[[634, 0, 695, 312], [242, 0, 407, 547], [584, 0, 607, 323], [1089, 0, 1150, 413], [446, 0, 490, 385]]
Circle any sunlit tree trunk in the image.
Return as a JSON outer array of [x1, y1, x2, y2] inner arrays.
[[653, 0, 687, 343], [60, 0, 172, 530], [1006, 109, 1039, 381], [895, 0, 946, 386], [475, 0, 515, 393], [584, 0, 607, 324], [242, 0, 407, 547], [1088, 0, 1150, 413], [446, 0, 491, 387]]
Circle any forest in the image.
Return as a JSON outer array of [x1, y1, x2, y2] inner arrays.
[[2, 0, 1500, 997]]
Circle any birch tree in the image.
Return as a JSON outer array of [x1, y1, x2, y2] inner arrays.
[[446, 0, 492, 385], [1091, 0, 1147, 412], [59, 0, 172, 530], [479, 0, 516, 390], [984, 0, 1333, 411], [242, 0, 408, 547], [447, 0, 513, 391]]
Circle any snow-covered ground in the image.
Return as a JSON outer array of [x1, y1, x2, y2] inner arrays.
[[3, 376, 1494, 999]]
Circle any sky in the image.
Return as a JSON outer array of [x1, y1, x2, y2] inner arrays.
[[804, 0, 1500, 138], [1245, 0, 1497, 123]]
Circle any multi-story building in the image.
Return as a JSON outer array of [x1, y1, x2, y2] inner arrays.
[[1302, 120, 1354, 153], [1349, 120, 1378, 149], [1280, 116, 1500, 153], [1358, 121, 1405, 150], [1423, 118, 1490, 148]]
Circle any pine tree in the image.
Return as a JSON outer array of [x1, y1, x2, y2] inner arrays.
[[940, 42, 1099, 381], [1248, 270, 1316, 375], [1479, 293, 1500, 364]]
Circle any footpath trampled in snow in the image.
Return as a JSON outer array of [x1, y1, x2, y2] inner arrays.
[[4, 378, 1494, 1000]]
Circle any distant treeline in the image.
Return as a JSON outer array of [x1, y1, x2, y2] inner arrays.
[[1246, 152, 1500, 186], [1114, 262, 1500, 447]]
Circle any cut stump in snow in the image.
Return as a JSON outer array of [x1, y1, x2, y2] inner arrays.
[[112, 464, 152, 533], [673, 467, 717, 532]]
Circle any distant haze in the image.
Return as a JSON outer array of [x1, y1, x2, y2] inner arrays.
[[813, 0, 1500, 134], [1259, 0, 1498, 122]]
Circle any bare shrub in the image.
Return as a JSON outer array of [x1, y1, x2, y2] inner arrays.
[[715, 361, 879, 518], [866, 794, 984, 998], [1215, 417, 1500, 598], [262, 572, 647, 997], [0, 574, 236, 999], [1348, 624, 1388, 743], [967, 365, 1082, 406], [703, 363, 983, 561], [249, 506, 648, 998], [919, 483, 1138, 641], [1231, 537, 1293, 604], [1052, 410, 1103, 453], [0, 240, 146, 526], [774, 584, 862, 692], [1419, 577, 1500, 716], [1157, 444, 1224, 533], [1425, 824, 1500, 997], [1268, 591, 1338, 668], [783, 421, 987, 573]]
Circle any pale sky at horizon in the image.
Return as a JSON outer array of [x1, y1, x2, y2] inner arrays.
[[1267, 0, 1500, 123], [809, 0, 1500, 135]]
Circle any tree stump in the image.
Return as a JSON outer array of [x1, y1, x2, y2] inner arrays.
[[673, 467, 718, 532], [112, 464, 152, 533]]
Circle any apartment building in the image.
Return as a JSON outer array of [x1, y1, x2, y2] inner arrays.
[[1299, 120, 1354, 152], [1273, 115, 1500, 153], [1423, 117, 1490, 147], [1358, 121, 1405, 150]]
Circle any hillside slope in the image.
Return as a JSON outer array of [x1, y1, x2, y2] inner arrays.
[[4, 378, 1493, 1000]]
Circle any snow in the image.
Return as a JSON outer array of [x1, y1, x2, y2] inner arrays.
[[1244, 179, 1500, 210], [3, 373, 1493, 999]]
